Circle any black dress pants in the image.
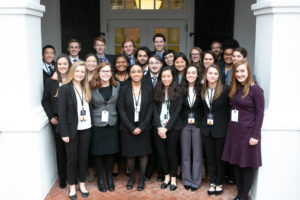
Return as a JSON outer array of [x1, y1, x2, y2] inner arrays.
[[51, 124, 67, 180], [154, 129, 180, 177], [65, 128, 91, 185], [202, 134, 225, 185]]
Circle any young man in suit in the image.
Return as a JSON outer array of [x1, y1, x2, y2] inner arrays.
[[94, 36, 114, 65], [42, 44, 56, 86], [67, 39, 82, 64], [135, 47, 151, 75], [122, 38, 136, 66], [152, 33, 166, 58]]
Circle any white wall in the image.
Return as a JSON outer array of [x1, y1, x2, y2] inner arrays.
[[41, 0, 62, 56], [234, 0, 256, 68]]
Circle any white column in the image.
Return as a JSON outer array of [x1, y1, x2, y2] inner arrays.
[[251, 0, 300, 200], [0, 1, 57, 200]]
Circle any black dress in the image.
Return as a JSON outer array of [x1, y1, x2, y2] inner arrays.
[[91, 86, 119, 155]]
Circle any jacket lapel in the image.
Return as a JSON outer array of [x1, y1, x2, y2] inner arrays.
[[69, 82, 77, 109]]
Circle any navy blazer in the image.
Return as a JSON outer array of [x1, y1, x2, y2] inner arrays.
[[57, 82, 91, 138], [200, 85, 230, 138], [153, 93, 184, 131], [118, 82, 153, 132]]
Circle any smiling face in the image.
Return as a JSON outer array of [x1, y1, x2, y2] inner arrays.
[[153, 37, 166, 52], [73, 65, 86, 82], [174, 57, 187, 73], [122, 41, 135, 56], [115, 56, 129, 72], [223, 48, 233, 65], [67, 42, 81, 58], [85, 56, 98, 72], [164, 53, 174, 66], [148, 57, 162, 75], [203, 53, 215, 68], [190, 49, 201, 63], [186, 66, 198, 84], [94, 40, 106, 55], [233, 51, 246, 64], [235, 64, 248, 84], [130, 65, 143, 83], [99, 65, 112, 83], [43, 47, 55, 64], [161, 69, 173, 87], [137, 50, 149, 65], [211, 42, 222, 57], [57, 57, 69, 75], [206, 67, 219, 85]]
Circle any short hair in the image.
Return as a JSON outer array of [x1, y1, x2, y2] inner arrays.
[[121, 38, 136, 48], [149, 55, 163, 63], [67, 38, 81, 48], [134, 46, 151, 59], [223, 39, 240, 51], [210, 40, 223, 49], [234, 47, 247, 58], [163, 49, 175, 57], [42, 44, 56, 54], [153, 33, 166, 42], [94, 36, 106, 45]]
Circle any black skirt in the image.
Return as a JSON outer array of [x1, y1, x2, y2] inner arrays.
[[91, 125, 119, 155]]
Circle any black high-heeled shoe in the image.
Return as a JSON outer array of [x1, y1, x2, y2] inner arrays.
[[107, 175, 115, 192], [68, 191, 77, 200], [207, 183, 216, 195], [137, 177, 145, 191], [126, 174, 135, 190], [170, 183, 177, 191], [160, 181, 170, 189], [184, 185, 191, 190], [215, 184, 223, 195]]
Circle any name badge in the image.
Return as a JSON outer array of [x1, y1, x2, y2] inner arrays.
[[134, 110, 139, 122], [163, 113, 169, 125], [207, 113, 214, 125], [188, 113, 195, 124], [80, 109, 86, 122], [231, 109, 239, 122], [101, 110, 109, 122]]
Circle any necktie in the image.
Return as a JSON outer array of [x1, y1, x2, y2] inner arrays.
[[73, 59, 77, 63], [98, 57, 103, 64], [48, 65, 52, 75], [151, 76, 157, 86]]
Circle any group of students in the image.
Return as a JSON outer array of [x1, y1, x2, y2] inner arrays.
[[41, 34, 264, 200]]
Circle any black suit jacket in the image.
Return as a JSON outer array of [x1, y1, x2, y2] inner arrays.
[[181, 92, 203, 128], [41, 78, 59, 120], [142, 71, 156, 89], [118, 82, 153, 132], [200, 85, 230, 138], [153, 93, 184, 131], [105, 54, 115, 65], [57, 82, 91, 138]]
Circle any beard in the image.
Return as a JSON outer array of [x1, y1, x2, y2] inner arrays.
[[136, 60, 148, 67]]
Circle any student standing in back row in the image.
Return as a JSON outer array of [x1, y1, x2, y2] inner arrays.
[[57, 61, 92, 200]]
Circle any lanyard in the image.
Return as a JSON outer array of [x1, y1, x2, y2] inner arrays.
[[73, 84, 84, 109], [206, 88, 214, 113], [43, 62, 52, 74], [132, 88, 141, 112], [187, 90, 196, 109]]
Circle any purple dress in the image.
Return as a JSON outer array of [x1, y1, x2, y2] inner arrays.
[[222, 84, 264, 168]]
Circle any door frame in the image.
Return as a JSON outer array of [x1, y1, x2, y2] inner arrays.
[[100, 0, 194, 54]]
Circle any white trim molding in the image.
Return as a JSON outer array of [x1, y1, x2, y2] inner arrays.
[[0, 1, 45, 17], [252, 1, 300, 15]]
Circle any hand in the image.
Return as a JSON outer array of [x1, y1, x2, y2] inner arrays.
[[50, 117, 58, 125], [136, 127, 141, 134], [62, 136, 70, 143], [249, 137, 258, 146], [161, 127, 168, 135], [157, 128, 166, 139], [132, 128, 141, 135]]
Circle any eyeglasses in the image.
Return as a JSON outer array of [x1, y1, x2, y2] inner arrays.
[[191, 53, 200, 56], [100, 70, 111, 74], [149, 62, 161, 65], [164, 55, 174, 60], [212, 46, 221, 50]]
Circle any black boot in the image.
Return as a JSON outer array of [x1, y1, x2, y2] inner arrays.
[[107, 174, 115, 192], [98, 175, 107, 192], [137, 176, 145, 191], [126, 174, 135, 190]]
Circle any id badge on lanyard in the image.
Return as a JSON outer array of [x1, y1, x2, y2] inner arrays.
[[80, 108, 86, 122], [207, 113, 214, 125], [188, 113, 195, 124], [163, 113, 169, 125], [231, 109, 239, 122], [101, 110, 109, 122]]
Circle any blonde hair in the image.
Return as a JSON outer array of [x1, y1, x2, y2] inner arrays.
[[64, 61, 92, 102], [229, 61, 253, 98]]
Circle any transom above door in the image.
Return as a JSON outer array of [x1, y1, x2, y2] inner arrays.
[[107, 20, 186, 54]]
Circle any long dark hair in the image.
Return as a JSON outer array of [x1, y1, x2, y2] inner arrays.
[[55, 54, 71, 83], [181, 65, 202, 96], [153, 66, 180, 102]]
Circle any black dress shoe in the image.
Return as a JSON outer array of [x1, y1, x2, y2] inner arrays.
[[160, 181, 170, 189], [59, 178, 67, 189], [215, 185, 223, 196], [137, 177, 145, 191], [107, 176, 115, 192], [68, 193, 77, 200], [157, 176, 164, 182], [79, 190, 89, 198], [98, 179, 107, 192], [191, 187, 199, 192], [126, 174, 135, 190], [170, 184, 177, 191], [184, 185, 191, 190]]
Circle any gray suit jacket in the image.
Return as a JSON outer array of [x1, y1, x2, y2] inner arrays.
[[91, 82, 120, 127]]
